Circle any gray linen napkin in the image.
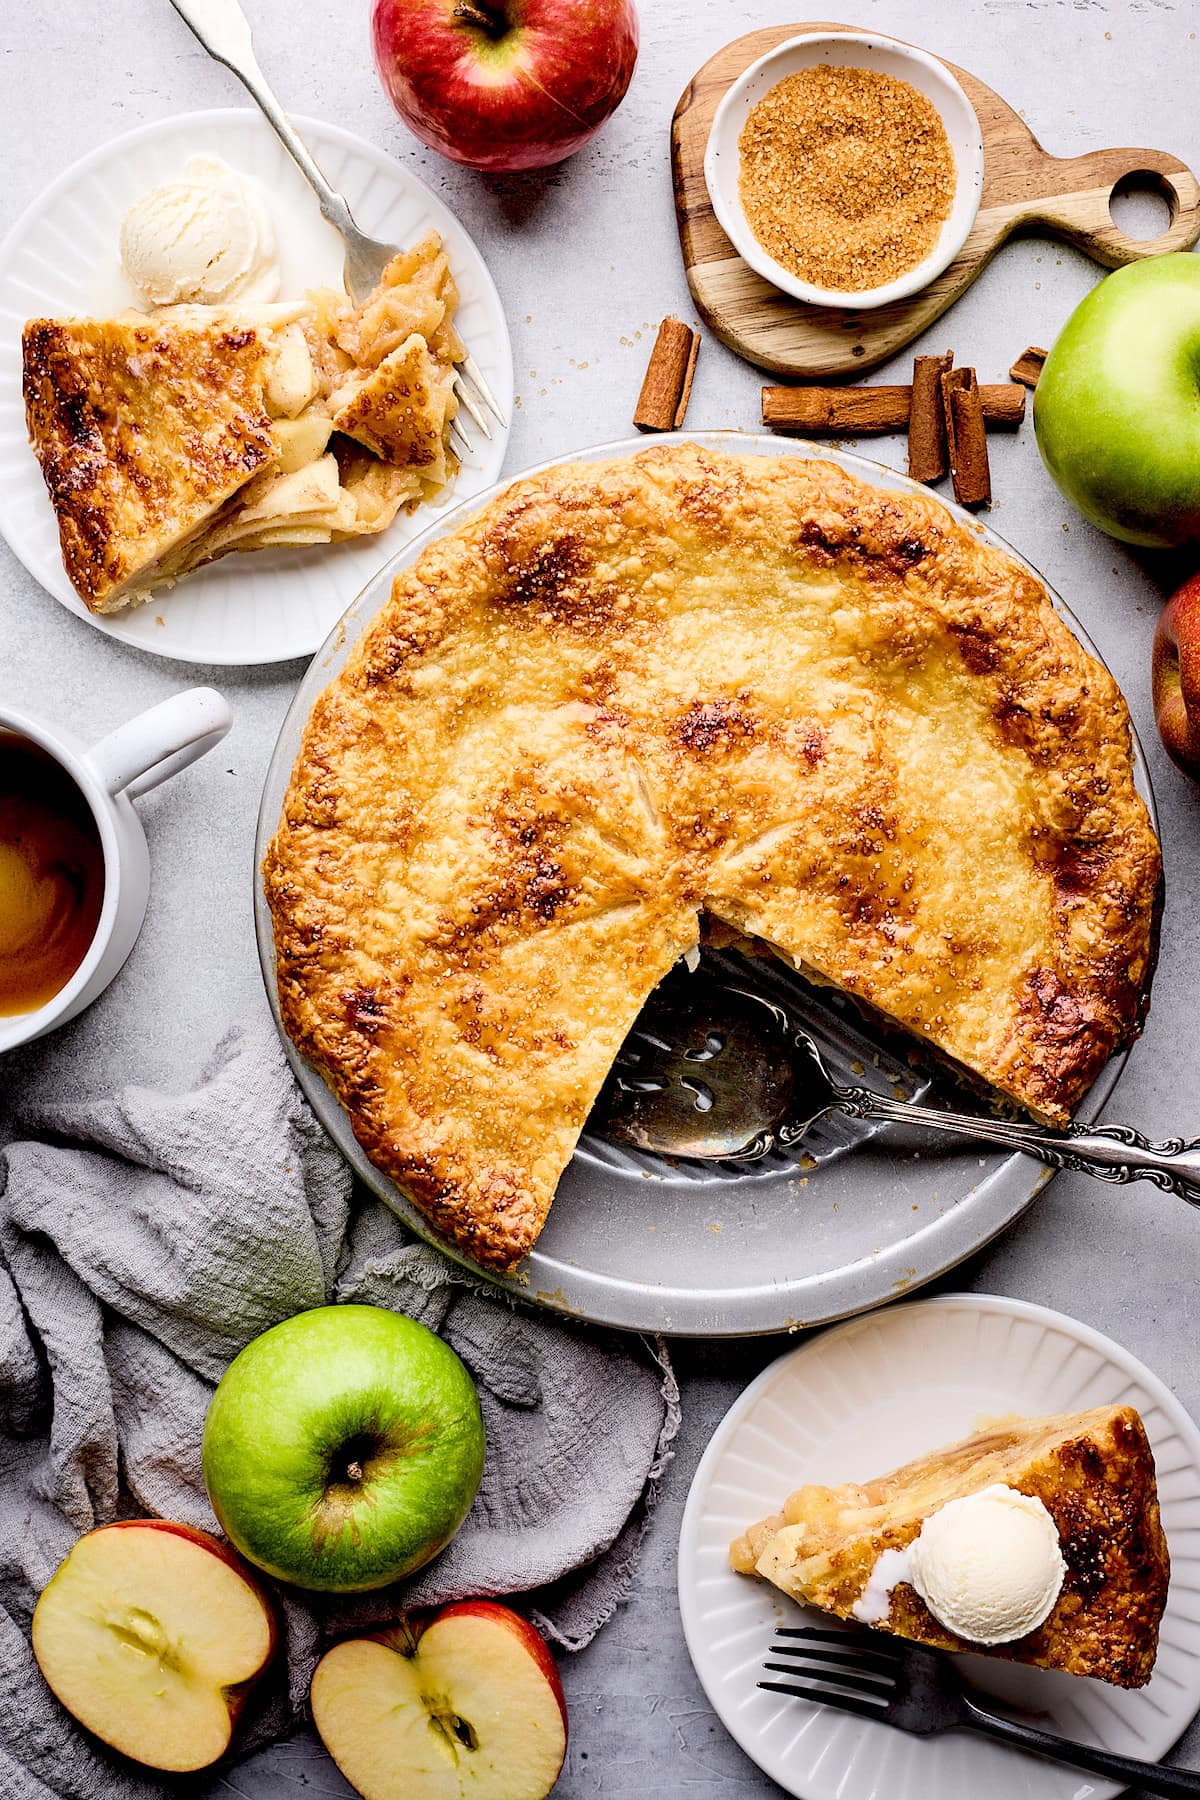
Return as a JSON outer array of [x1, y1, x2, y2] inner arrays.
[[0, 1025, 680, 1800]]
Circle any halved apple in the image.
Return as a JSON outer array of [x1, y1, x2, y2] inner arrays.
[[31, 1520, 276, 1773], [311, 1600, 568, 1799]]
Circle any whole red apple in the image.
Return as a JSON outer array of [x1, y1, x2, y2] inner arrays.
[[372, 0, 638, 173], [1152, 573, 1200, 777]]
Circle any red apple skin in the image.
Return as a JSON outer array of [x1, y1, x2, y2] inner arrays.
[[1153, 574, 1200, 778], [379, 1600, 568, 1728], [372, 0, 638, 173], [83, 1521, 280, 1717]]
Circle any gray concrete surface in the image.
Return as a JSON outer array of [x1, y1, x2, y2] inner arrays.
[[3, 1, 1199, 1793]]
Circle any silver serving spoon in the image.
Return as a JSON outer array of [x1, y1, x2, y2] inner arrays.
[[591, 975, 1200, 1201]]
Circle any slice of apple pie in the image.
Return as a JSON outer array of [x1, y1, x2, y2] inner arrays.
[[22, 307, 289, 612], [22, 233, 461, 613], [731, 1405, 1169, 1688]]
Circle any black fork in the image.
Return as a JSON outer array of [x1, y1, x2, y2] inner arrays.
[[761, 1627, 1200, 1798]]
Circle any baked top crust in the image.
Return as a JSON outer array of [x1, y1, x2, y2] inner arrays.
[[22, 313, 277, 611], [730, 1405, 1170, 1688], [330, 333, 457, 474], [264, 442, 1161, 1271]]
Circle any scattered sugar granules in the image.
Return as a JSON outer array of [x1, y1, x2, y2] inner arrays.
[[737, 65, 956, 292]]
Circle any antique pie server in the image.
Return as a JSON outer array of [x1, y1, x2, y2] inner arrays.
[[592, 971, 1200, 1202], [165, 0, 505, 454]]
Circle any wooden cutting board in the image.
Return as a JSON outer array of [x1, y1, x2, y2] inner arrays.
[[671, 23, 1200, 377]]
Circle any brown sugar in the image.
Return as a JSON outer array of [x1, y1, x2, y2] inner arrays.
[[737, 66, 956, 293]]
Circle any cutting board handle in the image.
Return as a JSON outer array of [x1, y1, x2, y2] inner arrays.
[[1023, 147, 1200, 267]]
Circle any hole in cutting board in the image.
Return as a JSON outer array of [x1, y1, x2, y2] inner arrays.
[[1108, 171, 1176, 241]]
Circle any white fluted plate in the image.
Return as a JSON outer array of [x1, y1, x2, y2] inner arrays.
[[0, 109, 512, 665], [679, 1293, 1200, 1800]]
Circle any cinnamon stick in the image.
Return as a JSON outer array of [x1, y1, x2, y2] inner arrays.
[[634, 317, 701, 431], [761, 383, 1025, 435], [907, 353, 952, 483], [1009, 345, 1048, 388], [942, 367, 991, 508]]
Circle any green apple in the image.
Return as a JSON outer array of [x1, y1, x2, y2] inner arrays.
[[1034, 253, 1200, 547], [202, 1305, 485, 1593]]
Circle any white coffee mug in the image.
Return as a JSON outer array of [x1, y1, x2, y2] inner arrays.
[[0, 688, 232, 1052]]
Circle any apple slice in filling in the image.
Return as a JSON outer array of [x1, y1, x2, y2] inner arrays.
[[31, 1520, 276, 1773]]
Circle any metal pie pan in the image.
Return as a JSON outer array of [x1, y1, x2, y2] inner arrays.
[[253, 433, 1159, 1336]]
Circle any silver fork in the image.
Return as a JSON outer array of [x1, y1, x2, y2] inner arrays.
[[165, 0, 504, 457], [762, 1626, 1200, 1797]]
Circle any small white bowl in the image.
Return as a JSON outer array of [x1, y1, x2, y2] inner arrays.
[[704, 31, 984, 310]]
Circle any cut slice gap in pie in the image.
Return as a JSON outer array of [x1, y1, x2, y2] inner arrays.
[[731, 1404, 1170, 1688]]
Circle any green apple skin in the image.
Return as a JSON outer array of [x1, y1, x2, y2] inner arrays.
[[1034, 254, 1200, 548], [202, 1306, 485, 1593]]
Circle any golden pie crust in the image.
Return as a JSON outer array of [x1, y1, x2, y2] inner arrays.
[[731, 1405, 1169, 1688], [264, 443, 1161, 1271], [22, 312, 279, 612], [330, 333, 456, 471]]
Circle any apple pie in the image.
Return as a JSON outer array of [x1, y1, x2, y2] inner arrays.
[[731, 1405, 1170, 1688], [263, 442, 1161, 1271], [22, 234, 460, 613]]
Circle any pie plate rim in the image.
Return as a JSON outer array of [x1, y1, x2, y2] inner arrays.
[[252, 431, 1160, 1336]]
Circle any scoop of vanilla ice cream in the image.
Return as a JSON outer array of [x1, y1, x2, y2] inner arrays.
[[907, 1484, 1066, 1646], [120, 155, 280, 307]]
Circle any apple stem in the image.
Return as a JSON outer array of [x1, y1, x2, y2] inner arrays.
[[345, 1461, 363, 1483], [452, 1, 508, 39]]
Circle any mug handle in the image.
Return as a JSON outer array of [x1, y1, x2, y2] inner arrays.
[[83, 688, 233, 799]]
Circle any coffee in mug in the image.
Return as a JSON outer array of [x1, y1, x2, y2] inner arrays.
[[0, 733, 105, 1017]]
